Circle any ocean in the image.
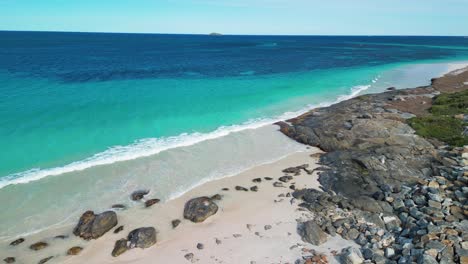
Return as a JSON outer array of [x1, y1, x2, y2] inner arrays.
[[1, 32, 468, 238]]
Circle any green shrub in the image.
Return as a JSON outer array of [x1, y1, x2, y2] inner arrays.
[[408, 116, 467, 146]]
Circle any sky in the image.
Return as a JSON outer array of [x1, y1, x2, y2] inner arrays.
[[1, 0, 468, 36]]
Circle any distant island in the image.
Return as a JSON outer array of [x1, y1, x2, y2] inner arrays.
[[209, 32, 222, 36]]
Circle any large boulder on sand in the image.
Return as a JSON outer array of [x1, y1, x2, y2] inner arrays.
[[300, 220, 328, 245], [73, 211, 117, 240], [183, 197, 218, 223], [128, 227, 157, 249]]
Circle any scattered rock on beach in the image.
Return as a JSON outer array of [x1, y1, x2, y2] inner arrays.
[[210, 194, 222, 201], [111, 239, 128, 257], [250, 186, 258, 192], [73, 210, 118, 240], [273, 182, 284, 187], [54, 235, 68, 239], [279, 175, 293, 183], [29, 241, 48, 251], [3, 257, 15, 263], [300, 221, 327, 246], [184, 253, 196, 262], [221, 188, 229, 191], [252, 178, 262, 183], [264, 177, 273, 181], [215, 238, 222, 245], [67, 246, 83, 255], [264, 225, 272, 230], [131, 190, 149, 201], [235, 186, 248, 191], [340, 247, 364, 264], [38, 256, 53, 264], [183, 197, 218, 223], [9, 238, 24, 246], [128, 227, 157, 249], [114, 225, 124, 234], [196, 243, 204, 250], [145, 199, 160, 207], [172, 219, 181, 229]]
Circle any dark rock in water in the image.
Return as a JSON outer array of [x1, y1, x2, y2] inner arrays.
[[29, 241, 48, 251], [279, 175, 293, 183], [9, 238, 24, 246], [183, 197, 218, 223], [210, 194, 222, 201], [131, 190, 149, 201], [128, 227, 157, 249], [73, 210, 118, 240], [111, 239, 128, 257], [250, 186, 258, 192], [67, 246, 83, 255], [235, 186, 248, 191], [386, 87, 396, 91], [145, 199, 160, 207], [111, 204, 126, 210], [196, 243, 204, 250], [3, 257, 15, 263], [172, 219, 181, 228], [300, 221, 328, 245], [114, 225, 124, 234], [38, 256, 53, 264], [252, 178, 262, 183], [54, 235, 68, 239], [264, 177, 273, 181]]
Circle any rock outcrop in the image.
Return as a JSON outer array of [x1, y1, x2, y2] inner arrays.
[[73, 211, 118, 240], [183, 197, 218, 223]]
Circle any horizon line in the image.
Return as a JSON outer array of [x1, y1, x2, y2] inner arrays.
[[0, 29, 467, 38]]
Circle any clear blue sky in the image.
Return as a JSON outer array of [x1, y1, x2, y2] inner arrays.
[[1, 0, 467, 35]]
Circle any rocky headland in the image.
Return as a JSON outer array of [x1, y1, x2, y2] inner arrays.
[[277, 68, 468, 263]]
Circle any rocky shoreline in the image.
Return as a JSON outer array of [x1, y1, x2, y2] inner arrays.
[[277, 68, 468, 263], [3, 68, 467, 264]]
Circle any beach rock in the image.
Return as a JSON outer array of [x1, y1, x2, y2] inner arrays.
[[184, 253, 195, 262], [145, 199, 160, 207], [67, 246, 83, 255], [221, 188, 229, 191], [264, 177, 273, 181], [172, 219, 181, 228], [300, 221, 328, 245], [29, 241, 48, 251], [183, 197, 218, 223], [418, 254, 438, 264], [273, 182, 284, 187], [131, 190, 149, 201], [250, 186, 258, 192], [111, 204, 126, 210], [111, 239, 128, 257], [9, 238, 24, 246], [196, 243, 204, 250], [3, 257, 15, 263], [54, 235, 68, 239], [215, 238, 222, 244], [341, 247, 364, 264], [235, 186, 248, 191], [279, 175, 293, 183], [127, 227, 157, 249], [73, 210, 118, 240], [264, 225, 272, 230], [114, 225, 124, 234], [252, 178, 262, 183], [210, 194, 222, 200], [38, 256, 53, 264]]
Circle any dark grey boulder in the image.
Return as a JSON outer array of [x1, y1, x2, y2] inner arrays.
[[128, 227, 157, 249], [73, 210, 118, 240], [9, 238, 24, 246], [300, 220, 328, 245], [111, 239, 128, 257], [183, 197, 218, 223], [172, 219, 181, 229]]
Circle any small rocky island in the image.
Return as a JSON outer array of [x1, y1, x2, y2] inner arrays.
[[209, 32, 222, 36]]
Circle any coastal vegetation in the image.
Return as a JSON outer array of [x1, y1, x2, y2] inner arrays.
[[408, 89, 468, 146]]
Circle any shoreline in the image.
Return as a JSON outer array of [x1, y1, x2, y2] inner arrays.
[[2, 63, 468, 264]]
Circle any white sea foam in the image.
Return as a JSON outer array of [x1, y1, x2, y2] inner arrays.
[[0, 83, 373, 190]]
